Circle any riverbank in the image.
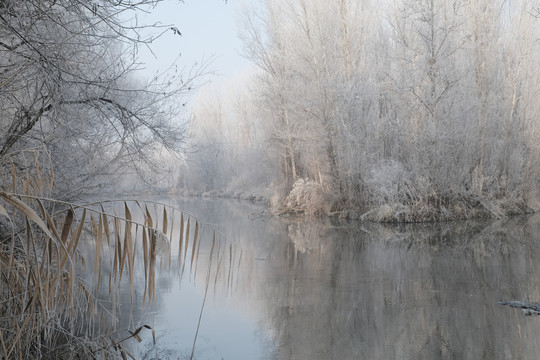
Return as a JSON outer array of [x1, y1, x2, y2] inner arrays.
[[277, 179, 539, 222], [167, 178, 540, 223]]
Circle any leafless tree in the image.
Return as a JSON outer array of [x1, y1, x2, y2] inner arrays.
[[0, 0, 205, 197], [186, 0, 540, 220]]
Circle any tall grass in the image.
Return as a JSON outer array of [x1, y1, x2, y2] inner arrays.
[[0, 191, 240, 359]]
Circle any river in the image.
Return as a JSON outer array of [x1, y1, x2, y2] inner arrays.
[[117, 197, 540, 359]]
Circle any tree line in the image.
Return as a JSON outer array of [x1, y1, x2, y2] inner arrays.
[[183, 0, 540, 221]]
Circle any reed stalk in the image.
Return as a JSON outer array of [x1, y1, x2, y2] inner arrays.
[[0, 192, 237, 359]]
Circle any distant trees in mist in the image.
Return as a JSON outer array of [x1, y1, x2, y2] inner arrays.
[[184, 0, 540, 220]]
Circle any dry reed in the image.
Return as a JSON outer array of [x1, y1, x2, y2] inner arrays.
[[0, 192, 239, 359]]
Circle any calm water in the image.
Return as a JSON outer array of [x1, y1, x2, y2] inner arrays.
[[123, 197, 540, 359]]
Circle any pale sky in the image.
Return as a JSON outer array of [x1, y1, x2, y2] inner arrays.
[[135, 0, 252, 82]]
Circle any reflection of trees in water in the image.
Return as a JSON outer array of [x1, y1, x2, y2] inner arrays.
[[360, 215, 537, 255], [141, 198, 540, 359], [260, 215, 540, 359]]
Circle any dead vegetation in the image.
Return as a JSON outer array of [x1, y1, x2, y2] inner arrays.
[[0, 185, 239, 358], [276, 177, 537, 223], [279, 179, 329, 216], [359, 193, 535, 223]]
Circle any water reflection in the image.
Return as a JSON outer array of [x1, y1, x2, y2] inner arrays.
[[138, 198, 540, 359]]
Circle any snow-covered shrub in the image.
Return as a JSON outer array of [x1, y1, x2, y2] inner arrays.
[[366, 160, 429, 206], [280, 178, 328, 215]]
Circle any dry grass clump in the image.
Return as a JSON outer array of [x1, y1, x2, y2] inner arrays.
[[359, 160, 537, 222], [279, 178, 329, 216], [360, 192, 534, 223]]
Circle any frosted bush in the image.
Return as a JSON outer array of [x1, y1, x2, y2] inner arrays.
[[280, 178, 328, 215], [368, 160, 412, 205]]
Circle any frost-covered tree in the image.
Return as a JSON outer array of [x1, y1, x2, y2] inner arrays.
[[0, 0, 199, 197], [186, 0, 540, 220], [240, 0, 380, 198]]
